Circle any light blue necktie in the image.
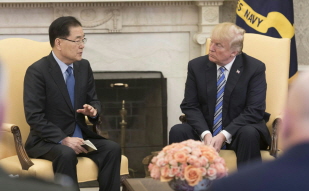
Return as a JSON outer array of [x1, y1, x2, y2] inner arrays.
[[213, 67, 226, 149], [66, 66, 83, 138]]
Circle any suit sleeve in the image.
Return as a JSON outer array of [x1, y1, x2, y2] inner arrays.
[[180, 61, 210, 136], [24, 64, 67, 143], [224, 61, 267, 135], [85, 62, 101, 124]]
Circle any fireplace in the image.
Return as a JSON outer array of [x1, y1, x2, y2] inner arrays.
[[94, 71, 167, 177]]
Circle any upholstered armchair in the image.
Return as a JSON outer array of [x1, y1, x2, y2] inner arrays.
[[179, 33, 290, 172], [0, 38, 129, 184]]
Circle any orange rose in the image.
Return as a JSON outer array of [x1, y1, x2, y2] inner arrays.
[[201, 152, 215, 163], [184, 165, 202, 186], [174, 151, 187, 163]]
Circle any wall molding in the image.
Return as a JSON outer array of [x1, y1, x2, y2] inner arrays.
[[0, 1, 197, 8]]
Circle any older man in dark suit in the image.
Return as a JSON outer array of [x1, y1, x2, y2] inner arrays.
[[208, 71, 309, 191], [23, 16, 121, 191], [169, 22, 271, 167]]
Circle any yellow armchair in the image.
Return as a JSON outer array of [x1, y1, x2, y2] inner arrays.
[[0, 38, 129, 184], [180, 33, 290, 172]]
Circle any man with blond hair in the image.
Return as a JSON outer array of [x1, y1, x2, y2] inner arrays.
[[208, 71, 309, 191], [169, 22, 271, 167]]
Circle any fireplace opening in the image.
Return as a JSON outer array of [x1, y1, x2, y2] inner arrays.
[[93, 71, 167, 178]]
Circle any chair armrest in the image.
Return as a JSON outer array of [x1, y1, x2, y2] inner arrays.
[[2, 123, 14, 132], [10, 125, 34, 170], [179, 114, 187, 123], [269, 117, 281, 158]]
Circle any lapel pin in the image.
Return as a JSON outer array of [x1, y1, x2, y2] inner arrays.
[[236, 70, 240, 74]]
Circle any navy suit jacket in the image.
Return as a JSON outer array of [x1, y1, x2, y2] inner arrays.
[[180, 53, 270, 144], [208, 143, 309, 191], [24, 52, 102, 158]]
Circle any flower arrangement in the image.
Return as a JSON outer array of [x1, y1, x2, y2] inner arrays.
[[148, 139, 228, 187]]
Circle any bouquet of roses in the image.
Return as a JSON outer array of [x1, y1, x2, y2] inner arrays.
[[148, 139, 228, 186]]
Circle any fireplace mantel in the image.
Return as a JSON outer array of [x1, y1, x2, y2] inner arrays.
[[0, 0, 235, 136]]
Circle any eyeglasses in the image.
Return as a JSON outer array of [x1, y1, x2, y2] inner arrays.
[[60, 38, 87, 45]]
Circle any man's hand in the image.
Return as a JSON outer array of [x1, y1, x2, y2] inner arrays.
[[203, 133, 212, 145], [76, 104, 97, 117], [210, 133, 226, 152], [61, 137, 88, 154]]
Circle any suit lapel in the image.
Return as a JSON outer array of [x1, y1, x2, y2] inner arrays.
[[222, 54, 243, 122], [205, 60, 217, 128], [47, 53, 74, 112]]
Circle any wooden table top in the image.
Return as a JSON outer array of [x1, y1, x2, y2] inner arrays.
[[123, 178, 173, 191]]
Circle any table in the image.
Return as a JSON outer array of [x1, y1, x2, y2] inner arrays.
[[123, 178, 173, 191]]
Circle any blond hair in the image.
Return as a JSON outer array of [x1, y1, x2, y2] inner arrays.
[[211, 22, 245, 52]]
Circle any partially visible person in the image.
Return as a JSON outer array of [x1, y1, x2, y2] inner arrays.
[[0, 61, 73, 191], [169, 22, 270, 167], [23, 16, 121, 191], [207, 71, 309, 191]]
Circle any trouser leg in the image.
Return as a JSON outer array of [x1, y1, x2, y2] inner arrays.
[[40, 144, 79, 191], [228, 126, 267, 169], [80, 138, 121, 191], [169, 123, 201, 144]]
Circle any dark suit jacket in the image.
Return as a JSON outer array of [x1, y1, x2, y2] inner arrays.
[[0, 167, 74, 191], [207, 143, 309, 191], [180, 53, 270, 145], [24, 52, 102, 158]]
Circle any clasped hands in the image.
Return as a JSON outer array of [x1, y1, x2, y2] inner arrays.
[[204, 133, 226, 153]]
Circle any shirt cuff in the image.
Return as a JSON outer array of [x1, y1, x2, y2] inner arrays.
[[221, 130, 232, 144], [200, 130, 211, 141]]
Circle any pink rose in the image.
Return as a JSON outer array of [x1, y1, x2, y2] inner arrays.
[[150, 165, 161, 179], [187, 155, 198, 165], [148, 163, 154, 171], [207, 167, 217, 180], [174, 151, 188, 163], [199, 156, 209, 167], [169, 159, 178, 167], [180, 146, 192, 154], [165, 153, 174, 161], [214, 163, 228, 179], [200, 167, 207, 177], [169, 166, 180, 177], [160, 165, 170, 178], [156, 157, 167, 167], [191, 148, 202, 157]]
